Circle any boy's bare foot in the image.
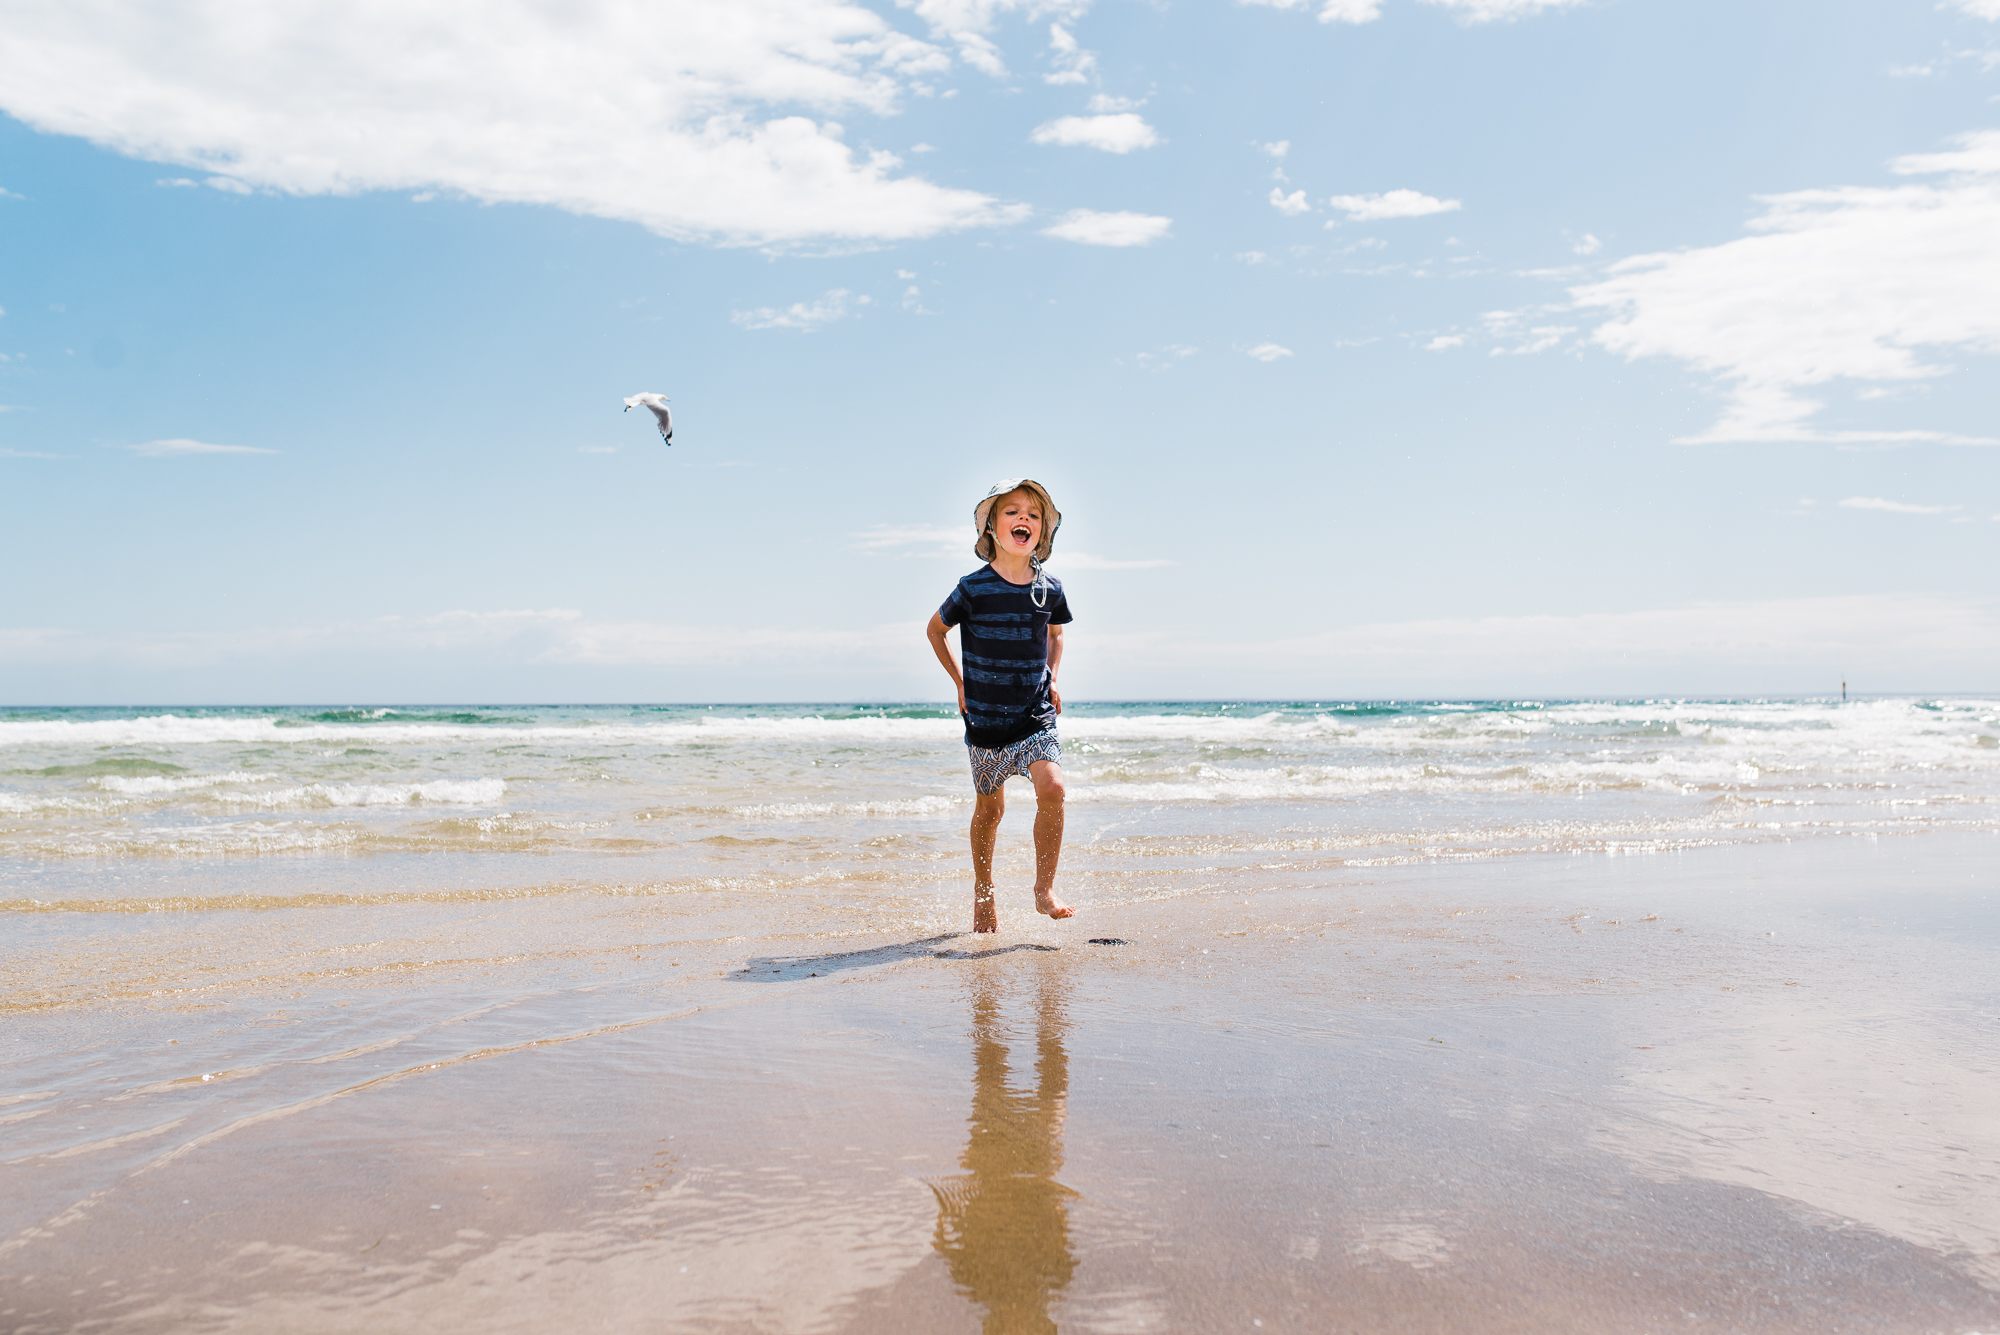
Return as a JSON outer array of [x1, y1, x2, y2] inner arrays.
[[1035, 889, 1074, 920], [973, 887, 998, 934]]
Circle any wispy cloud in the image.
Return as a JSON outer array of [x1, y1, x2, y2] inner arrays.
[[731, 289, 855, 332], [1422, 0, 1589, 21], [1237, 0, 1383, 24], [1243, 342, 1294, 362], [1328, 189, 1462, 221], [1088, 593, 2000, 695], [1239, 0, 1584, 25], [1425, 334, 1465, 351], [0, 0, 1028, 249], [1045, 553, 1174, 570], [853, 524, 964, 557], [1042, 209, 1172, 246], [1572, 130, 2000, 444], [1130, 343, 1198, 371], [1, 447, 65, 459], [129, 438, 277, 457], [1043, 22, 1096, 84], [1838, 496, 1960, 514], [1030, 113, 1160, 153], [1482, 308, 1575, 355]]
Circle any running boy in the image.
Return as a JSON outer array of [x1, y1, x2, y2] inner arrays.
[[926, 479, 1075, 934]]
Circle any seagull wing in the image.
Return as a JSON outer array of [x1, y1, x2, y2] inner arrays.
[[646, 401, 674, 444]]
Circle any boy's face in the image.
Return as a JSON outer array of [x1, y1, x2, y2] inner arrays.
[[991, 490, 1043, 559]]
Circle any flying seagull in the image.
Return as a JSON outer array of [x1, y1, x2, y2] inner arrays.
[[623, 393, 673, 445]]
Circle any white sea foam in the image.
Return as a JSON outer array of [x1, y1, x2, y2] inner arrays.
[[239, 779, 507, 809], [95, 770, 270, 794], [3, 701, 1995, 763]]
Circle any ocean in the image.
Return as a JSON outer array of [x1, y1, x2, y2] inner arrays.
[[4, 696, 1995, 879]]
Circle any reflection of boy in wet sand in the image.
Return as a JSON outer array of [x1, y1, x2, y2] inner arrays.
[[930, 973, 1076, 1334], [927, 479, 1076, 934]]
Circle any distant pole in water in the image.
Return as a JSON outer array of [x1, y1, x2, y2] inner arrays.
[[1842, 678, 1847, 702]]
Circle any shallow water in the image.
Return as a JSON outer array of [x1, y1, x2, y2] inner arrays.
[[4, 700, 1998, 1331]]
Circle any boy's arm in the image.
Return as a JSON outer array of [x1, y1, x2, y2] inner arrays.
[[1046, 623, 1064, 715], [926, 613, 968, 716]]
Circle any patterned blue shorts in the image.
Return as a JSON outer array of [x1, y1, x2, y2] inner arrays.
[[967, 727, 1062, 796]]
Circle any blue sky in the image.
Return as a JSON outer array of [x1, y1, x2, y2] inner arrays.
[[2, 0, 1997, 703]]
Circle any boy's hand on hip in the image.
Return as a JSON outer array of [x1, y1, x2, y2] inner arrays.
[[1051, 685, 1063, 714], [958, 686, 968, 716]]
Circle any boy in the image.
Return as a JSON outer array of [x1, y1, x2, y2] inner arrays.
[[926, 479, 1075, 934]]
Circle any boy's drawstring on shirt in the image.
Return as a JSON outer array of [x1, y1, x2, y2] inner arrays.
[[1030, 556, 1048, 609]]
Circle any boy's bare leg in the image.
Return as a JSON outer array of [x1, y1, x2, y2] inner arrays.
[[1028, 760, 1073, 919], [970, 788, 1004, 933]]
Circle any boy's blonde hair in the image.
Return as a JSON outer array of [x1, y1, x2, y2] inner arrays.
[[973, 479, 1061, 563]]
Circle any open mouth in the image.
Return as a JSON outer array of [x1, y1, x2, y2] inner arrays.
[[1010, 525, 1032, 544]]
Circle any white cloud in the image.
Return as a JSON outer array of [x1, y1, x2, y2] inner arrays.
[[1237, 250, 1270, 264], [1089, 593, 2000, 695], [1269, 188, 1311, 216], [129, 438, 276, 457], [1243, 0, 1591, 23], [0, 0, 1031, 248], [1946, 0, 2000, 18], [1420, 0, 1588, 20], [1239, 0, 1383, 21], [1030, 113, 1159, 153], [1259, 140, 1290, 158], [155, 177, 198, 188], [1043, 21, 1097, 83], [0, 609, 914, 675], [1328, 189, 1462, 220], [1, 448, 65, 459], [853, 523, 964, 556], [1243, 342, 1294, 362], [1425, 334, 1465, 351], [1572, 130, 2000, 443], [1042, 209, 1172, 245], [1572, 232, 1602, 255], [1838, 496, 1960, 514], [1131, 343, 1198, 371], [731, 289, 853, 331], [1481, 307, 1574, 354]]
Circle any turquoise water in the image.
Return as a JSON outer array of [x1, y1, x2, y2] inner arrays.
[[3, 696, 1995, 915]]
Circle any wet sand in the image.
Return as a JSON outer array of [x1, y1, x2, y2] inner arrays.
[[5, 833, 1998, 1333]]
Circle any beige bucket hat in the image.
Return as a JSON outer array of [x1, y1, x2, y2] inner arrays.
[[973, 478, 1062, 562]]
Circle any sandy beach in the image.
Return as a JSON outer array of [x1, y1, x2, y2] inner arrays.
[[6, 824, 1996, 1333]]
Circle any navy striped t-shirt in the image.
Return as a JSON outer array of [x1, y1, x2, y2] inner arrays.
[[938, 566, 1073, 748]]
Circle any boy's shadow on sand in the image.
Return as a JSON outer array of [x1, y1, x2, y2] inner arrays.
[[730, 934, 1059, 983]]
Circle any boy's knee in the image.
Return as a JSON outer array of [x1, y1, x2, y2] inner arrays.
[[1036, 773, 1066, 805], [972, 791, 1005, 823]]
